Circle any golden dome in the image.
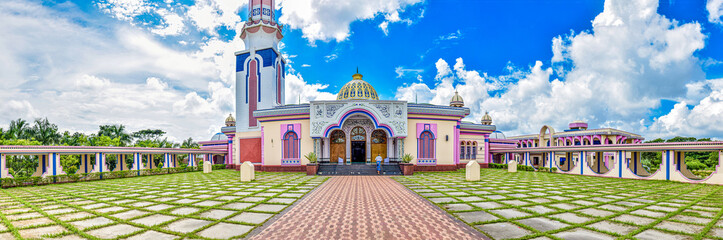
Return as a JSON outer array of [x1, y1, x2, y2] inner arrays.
[[225, 114, 236, 127], [337, 71, 379, 100], [450, 91, 464, 107], [481, 111, 492, 125]]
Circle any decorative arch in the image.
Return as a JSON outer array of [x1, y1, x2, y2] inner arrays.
[[539, 125, 555, 147], [323, 109, 394, 138], [418, 130, 435, 159], [282, 131, 299, 159]]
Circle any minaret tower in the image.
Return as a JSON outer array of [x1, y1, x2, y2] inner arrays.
[[235, 0, 285, 132]]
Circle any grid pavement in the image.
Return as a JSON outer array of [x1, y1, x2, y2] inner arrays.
[[394, 168, 723, 240], [249, 176, 488, 240], [0, 170, 325, 239]]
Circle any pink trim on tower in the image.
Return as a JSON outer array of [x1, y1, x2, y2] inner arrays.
[[249, 59, 259, 127]]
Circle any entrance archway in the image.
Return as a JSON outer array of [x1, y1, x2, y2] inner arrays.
[[371, 130, 387, 160], [350, 127, 367, 162], [330, 130, 346, 163]]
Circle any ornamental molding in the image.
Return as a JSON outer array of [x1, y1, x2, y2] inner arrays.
[[310, 101, 408, 138]]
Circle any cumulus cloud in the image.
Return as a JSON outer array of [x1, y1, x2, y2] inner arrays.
[[0, 0, 238, 141], [285, 73, 337, 104], [708, 0, 723, 24], [277, 0, 424, 43], [396, 0, 710, 138]]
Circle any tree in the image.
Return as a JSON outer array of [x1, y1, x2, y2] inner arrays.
[[181, 138, 199, 149], [705, 152, 719, 169], [31, 118, 61, 145], [7, 118, 31, 140], [132, 129, 166, 141], [666, 136, 697, 143], [98, 125, 132, 146], [89, 135, 121, 147], [61, 132, 89, 146]]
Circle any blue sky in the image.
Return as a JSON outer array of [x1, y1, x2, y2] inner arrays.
[[1, 0, 723, 142]]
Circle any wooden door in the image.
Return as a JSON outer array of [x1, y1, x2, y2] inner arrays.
[[371, 130, 387, 160], [330, 130, 346, 163]]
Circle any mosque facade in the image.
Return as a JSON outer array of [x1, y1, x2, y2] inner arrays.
[[200, 0, 498, 171]]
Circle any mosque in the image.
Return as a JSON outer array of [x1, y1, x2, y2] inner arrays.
[[199, 0, 496, 172], [199, 0, 723, 186]]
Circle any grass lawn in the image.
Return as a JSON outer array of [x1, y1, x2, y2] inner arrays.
[[394, 168, 723, 240], [0, 170, 326, 239]]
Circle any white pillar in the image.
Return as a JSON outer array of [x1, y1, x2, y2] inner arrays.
[[0, 154, 11, 178], [92, 153, 105, 173]]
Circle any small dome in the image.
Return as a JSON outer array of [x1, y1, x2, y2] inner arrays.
[[490, 131, 505, 139], [210, 132, 225, 141], [569, 120, 588, 130], [337, 70, 379, 100], [225, 114, 236, 127], [450, 91, 464, 107], [481, 112, 493, 125]]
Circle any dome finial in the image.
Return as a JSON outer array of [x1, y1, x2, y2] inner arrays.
[[225, 114, 236, 127], [481, 111, 493, 125], [450, 90, 464, 107]]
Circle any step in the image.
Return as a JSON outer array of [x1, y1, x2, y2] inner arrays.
[[317, 164, 401, 176]]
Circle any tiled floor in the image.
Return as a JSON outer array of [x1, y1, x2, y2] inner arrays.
[[249, 176, 488, 240], [395, 169, 723, 240], [0, 170, 325, 239]]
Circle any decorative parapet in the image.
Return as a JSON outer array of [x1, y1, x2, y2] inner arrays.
[[408, 103, 469, 117], [309, 101, 408, 138]]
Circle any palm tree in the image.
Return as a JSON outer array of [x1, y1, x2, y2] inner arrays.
[[181, 138, 199, 149], [7, 118, 31, 140], [98, 125, 131, 146], [31, 118, 61, 145]]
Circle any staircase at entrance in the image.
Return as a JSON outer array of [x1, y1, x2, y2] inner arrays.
[[317, 164, 401, 175]]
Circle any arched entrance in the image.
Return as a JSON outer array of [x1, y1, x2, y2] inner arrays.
[[330, 130, 346, 163], [350, 127, 366, 162], [371, 130, 387, 160]]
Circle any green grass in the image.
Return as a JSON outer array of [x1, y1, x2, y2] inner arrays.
[[394, 168, 723, 240], [0, 170, 327, 239]]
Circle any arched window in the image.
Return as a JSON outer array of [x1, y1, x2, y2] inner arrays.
[[350, 127, 366, 141], [418, 131, 435, 159], [283, 131, 299, 159], [460, 142, 466, 159], [472, 142, 478, 159], [466, 141, 472, 159]]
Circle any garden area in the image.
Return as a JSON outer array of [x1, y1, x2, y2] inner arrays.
[[0, 170, 326, 239], [395, 168, 723, 240]]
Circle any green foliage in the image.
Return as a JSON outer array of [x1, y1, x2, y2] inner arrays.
[[181, 138, 199, 149], [89, 135, 121, 147], [304, 152, 318, 163], [6, 155, 38, 178], [212, 164, 226, 170], [705, 152, 719, 169], [401, 154, 414, 163], [98, 124, 132, 146], [489, 163, 508, 169], [31, 118, 61, 145], [685, 156, 707, 170], [59, 155, 80, 174], [105, 154, 117, 171], [132, 129, 166, 141], [158, 162, 163, 169]]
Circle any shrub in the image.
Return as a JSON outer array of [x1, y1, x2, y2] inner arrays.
[[212, 164, 226, 170], [304, 152, 318, 163], [401, 154, 414, 163]]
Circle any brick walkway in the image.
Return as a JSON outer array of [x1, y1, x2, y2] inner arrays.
[[249, 176, 487, 240]]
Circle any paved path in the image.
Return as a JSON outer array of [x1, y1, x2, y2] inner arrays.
[[250, 176, 487, 240]]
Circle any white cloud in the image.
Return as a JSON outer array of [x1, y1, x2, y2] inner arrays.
[[0, 0, 239, 142], [151, 9, 185, 36], [394, 66, 423, 78], [708, 0, 723, 24], [97, 0, 151, 21], [648, 86, 723, 138], [277, 0, 424, 43], [285, 73, 337, 104], [396, 0, 709, 138]]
